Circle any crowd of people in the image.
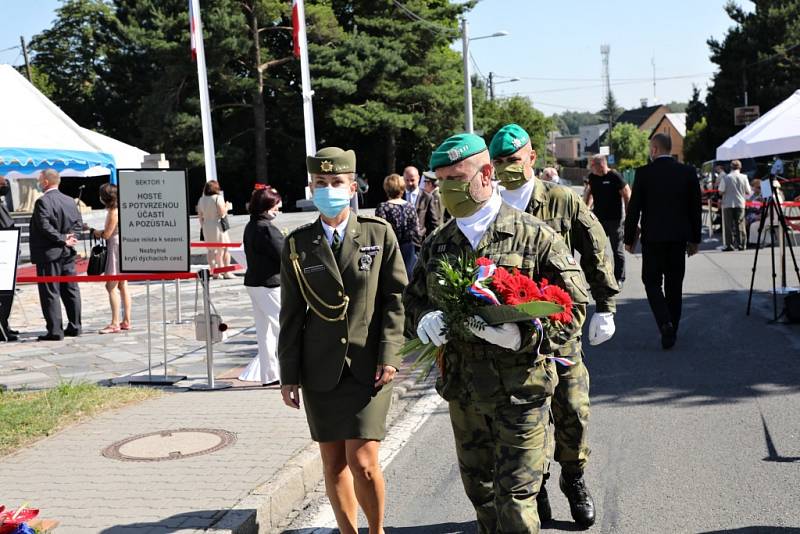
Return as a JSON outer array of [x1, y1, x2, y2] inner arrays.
[[266, 127, 701, 534], [0, 127, 706, 534]]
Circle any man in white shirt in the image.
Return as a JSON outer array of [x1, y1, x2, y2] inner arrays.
[[719, 160, 752, 251]]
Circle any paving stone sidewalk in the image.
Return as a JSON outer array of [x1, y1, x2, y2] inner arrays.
[[0, 212, 325, 391]]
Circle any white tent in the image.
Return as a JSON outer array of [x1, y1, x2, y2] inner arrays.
[[716, 89, 800, 160], [0, 64, 148, 177]]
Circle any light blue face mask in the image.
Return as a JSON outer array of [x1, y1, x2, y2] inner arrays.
[[313, 186, 351, 218]]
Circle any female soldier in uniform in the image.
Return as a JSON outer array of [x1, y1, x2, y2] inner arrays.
[[278, 147, 407, 534]]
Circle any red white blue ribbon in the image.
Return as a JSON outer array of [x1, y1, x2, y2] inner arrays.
[[468, 264, 501, 305]]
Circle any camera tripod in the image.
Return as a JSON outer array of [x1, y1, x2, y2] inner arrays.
[[746, 176, 800, 321]]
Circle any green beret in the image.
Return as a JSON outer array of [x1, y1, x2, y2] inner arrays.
[[489, 124, 530, 159], [429, 133, 487, 171], [306, 147, 356, 174]]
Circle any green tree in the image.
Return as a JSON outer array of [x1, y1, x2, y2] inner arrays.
[[29, 0, 123, 129], [600, 91, 623, 124], [473, 95, 554, 164], [685, 84, 706, 130], [610, 122, 649, 169], [311, 0, 470, 180], [704, 1, 800, 151], [683, 117, 712, 166]]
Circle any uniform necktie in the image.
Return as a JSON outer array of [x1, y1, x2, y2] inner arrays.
[[332, 229, 342, 254]]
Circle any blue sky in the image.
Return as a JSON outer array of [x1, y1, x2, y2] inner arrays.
[[0, 0, 752, 115]]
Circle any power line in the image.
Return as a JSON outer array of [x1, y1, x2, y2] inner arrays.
[[491, 71, 714, 83], [470, 51, 487, 82], [390, 0, 456, 36], [0, 44, 20, 53]]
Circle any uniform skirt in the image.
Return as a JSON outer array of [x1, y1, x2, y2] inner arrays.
[[302, 364, 393, 442]]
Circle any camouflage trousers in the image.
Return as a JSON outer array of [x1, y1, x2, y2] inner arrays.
[[546, 349, 591, 475], [448, 397, 551, 534]]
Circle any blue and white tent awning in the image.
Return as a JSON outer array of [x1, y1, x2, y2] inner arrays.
[[0, 147, 116, 176], [0, 64, 148, 182]]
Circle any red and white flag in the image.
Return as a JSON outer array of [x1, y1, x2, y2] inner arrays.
[[189, 0, 198, 60], [291, 0, 301, 58]]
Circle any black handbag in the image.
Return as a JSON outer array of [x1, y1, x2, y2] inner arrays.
[[219, 215, 230, 232], [87, 234, 108, 276]]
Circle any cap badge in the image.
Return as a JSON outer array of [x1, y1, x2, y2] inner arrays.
[[512, 138, 523, 149], [320, 160, 334, 172]]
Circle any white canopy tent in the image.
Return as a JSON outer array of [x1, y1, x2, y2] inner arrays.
[[716, 89, 800, 160], [0, 64, 148, 210]]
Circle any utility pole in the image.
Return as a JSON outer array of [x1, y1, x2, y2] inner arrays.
[[20, 36, 32, 82], [651, 55, 657, 101], [488, 72, 494, 101], [461, 18, 473, 133], [601, 44, 612, 153]]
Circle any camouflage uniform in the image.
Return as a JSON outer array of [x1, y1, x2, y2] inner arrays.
[[403, 202, 589, 533], [523, 179, 619, 474]]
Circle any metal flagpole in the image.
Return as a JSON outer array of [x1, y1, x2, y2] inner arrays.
[[190, 0, 218, 182], [296, 0, 317, 200]]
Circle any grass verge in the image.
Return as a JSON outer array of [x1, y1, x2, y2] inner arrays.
[[0, 382, 162, 457]]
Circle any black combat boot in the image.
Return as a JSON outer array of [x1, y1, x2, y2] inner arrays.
[[560, 471, 595, 528], [537, 474, 552, 523]]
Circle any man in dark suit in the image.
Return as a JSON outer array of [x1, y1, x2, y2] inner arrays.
[[624, 133, 701, 349], [403, 166, 442, 247], [29, 169, 83, 341], [0, 176, 18, 342]]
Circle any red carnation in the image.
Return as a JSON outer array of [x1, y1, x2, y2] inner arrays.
[[540, 281, 573, 323], [475, 257, 494, 267], [494, 270, 542, 305]]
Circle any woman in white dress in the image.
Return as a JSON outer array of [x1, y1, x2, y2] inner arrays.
[[196, 180, 234, 278], [238, 185, 283, 385]]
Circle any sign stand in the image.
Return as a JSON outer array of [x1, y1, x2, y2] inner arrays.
[[127, 280, 186, 386], [190, 269, 231, 391], [117, 168, 190, 386]]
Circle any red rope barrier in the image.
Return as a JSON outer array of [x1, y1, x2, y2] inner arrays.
[[191, 242, 242, 248], [15, 264, 243, 285]]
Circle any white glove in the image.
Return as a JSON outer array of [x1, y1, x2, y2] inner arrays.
[[467, 315, 521, 351], [417, 310, 448, 346], [588, 312, 615, 346]]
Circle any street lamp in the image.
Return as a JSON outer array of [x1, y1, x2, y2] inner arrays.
[[461, 20, 510, 133], [487, 73, 520, 100]]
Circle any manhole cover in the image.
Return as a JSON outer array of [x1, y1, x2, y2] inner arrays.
[[102, 428, 236, 462]]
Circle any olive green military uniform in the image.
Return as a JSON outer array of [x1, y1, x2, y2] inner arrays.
[[278, 213, 408, 442], [524, 178, 618, 473], [404, 202, 589, 533]]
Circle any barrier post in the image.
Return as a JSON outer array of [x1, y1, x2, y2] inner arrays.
[[127, 278, 187, 386], [190, 269, 231, 390], [707, 198, 713, 238], [175, 279, 182, 323]]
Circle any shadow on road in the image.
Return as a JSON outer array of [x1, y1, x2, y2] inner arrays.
[[98, 509, 235, 533], [697, 528, 800, 533], [589, 290, 800, 409]]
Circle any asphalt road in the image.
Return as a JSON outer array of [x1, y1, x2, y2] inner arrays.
[[284, 243, 800, 534]]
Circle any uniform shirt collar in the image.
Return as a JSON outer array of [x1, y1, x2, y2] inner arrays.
[[320, 213, 350, 245], [456, 187, 502, 250], [499, 177, 536, 211]]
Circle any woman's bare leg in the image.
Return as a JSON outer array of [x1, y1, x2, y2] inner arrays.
[[319, 441, 358, 534], [106, 281, 120, 326], [346, 439, 385, 534]]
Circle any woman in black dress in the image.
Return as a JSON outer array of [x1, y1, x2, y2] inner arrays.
[[374, 173, 420, 277]]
